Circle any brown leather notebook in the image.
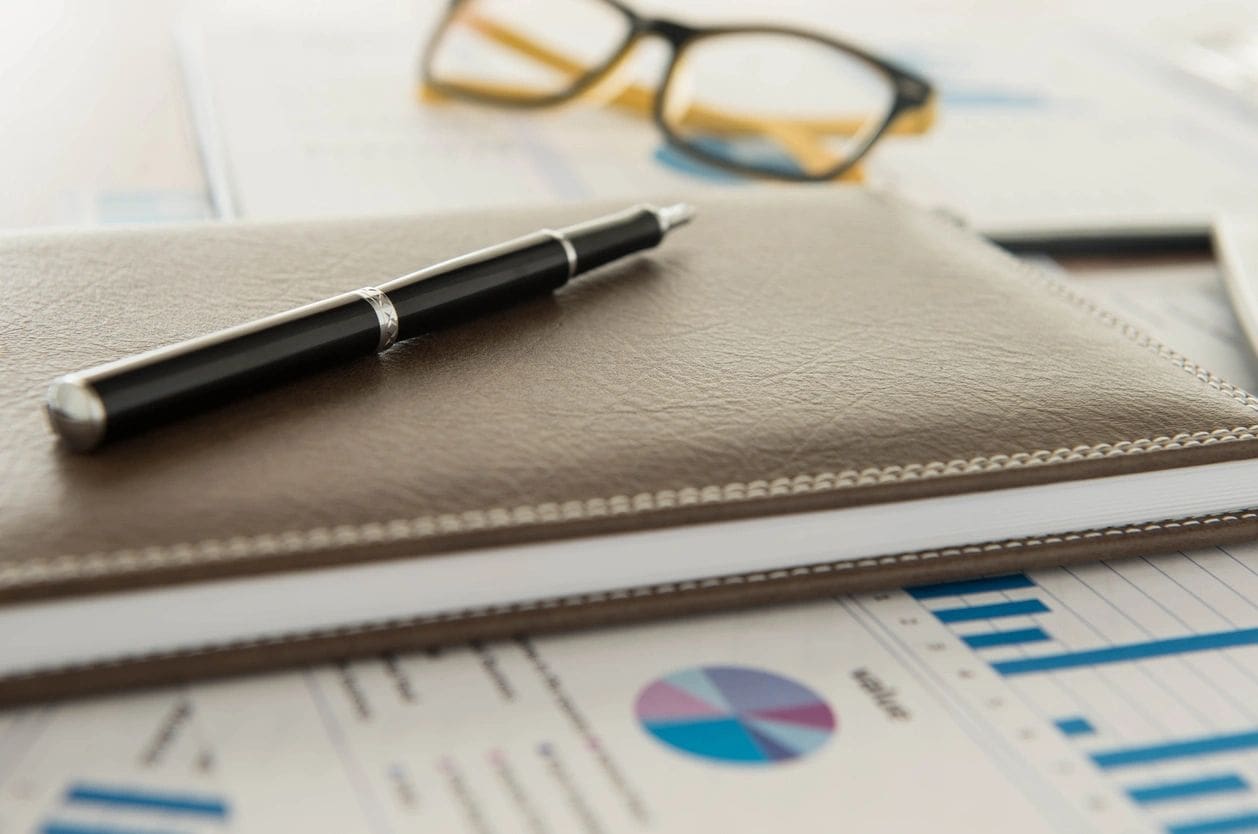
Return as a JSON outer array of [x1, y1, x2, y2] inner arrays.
[[3, 190, 1258, 704]]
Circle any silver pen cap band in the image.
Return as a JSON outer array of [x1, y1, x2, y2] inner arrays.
[[541, 229, 578, 279], [354, 287, 400, 352], [46, 375, 107, 451]]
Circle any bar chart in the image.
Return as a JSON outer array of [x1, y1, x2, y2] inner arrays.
[[858, 542, 1258, 834]]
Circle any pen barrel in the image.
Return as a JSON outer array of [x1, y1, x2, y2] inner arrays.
[[564, 207, 663, 274], [384, 234, 572, 341], [47, 291, 389, 450]]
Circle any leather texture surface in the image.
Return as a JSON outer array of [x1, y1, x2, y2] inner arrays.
[[3, 189, 1258, 599]]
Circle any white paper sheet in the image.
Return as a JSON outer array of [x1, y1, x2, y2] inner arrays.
[[181, 1, 1258, 238], [7, 542, 1258, 833]]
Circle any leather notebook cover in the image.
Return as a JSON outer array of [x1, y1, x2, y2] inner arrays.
[[3, 189, 1258, 703]]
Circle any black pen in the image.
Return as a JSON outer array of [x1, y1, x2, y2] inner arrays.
[[46, 202, 695, 451]]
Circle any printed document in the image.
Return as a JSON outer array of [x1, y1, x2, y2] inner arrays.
[[181, 1, 1258, 237], [5, 544, 1258, 833]]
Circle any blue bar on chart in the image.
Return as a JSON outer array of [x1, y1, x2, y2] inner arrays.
[[65, 783, 228, 818], [42, 824, 184, 834], [933, 599, 1051, 624], [992, 628, 1258, 676], [962, 627, 1051, 648], [1166, 810, 1258, 834], [1091, 729, 1258, 769], [1126, 774, 1249, 805], [1053, 716, 1095, 737], [906, 574, 1037, 599]]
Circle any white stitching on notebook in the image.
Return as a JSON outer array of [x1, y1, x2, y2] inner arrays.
[[1025, 264, 1258, 413], [4, 425, 1258, 591], [7, 244, 1258, 585], [4, 509, 1255, 683]]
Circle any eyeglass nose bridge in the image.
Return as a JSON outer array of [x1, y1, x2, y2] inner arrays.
[[634, 17, 700, 49]]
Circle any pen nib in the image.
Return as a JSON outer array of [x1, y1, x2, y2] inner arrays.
[[655, 203, 696, 233]]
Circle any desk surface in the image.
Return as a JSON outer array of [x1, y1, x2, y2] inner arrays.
[[0, 2, 202, 228]]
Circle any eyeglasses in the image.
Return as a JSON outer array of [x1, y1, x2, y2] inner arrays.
[[419, 0, 936, 183]]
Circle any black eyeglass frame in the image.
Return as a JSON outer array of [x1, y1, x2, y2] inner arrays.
[[420, 0, 935, 182]]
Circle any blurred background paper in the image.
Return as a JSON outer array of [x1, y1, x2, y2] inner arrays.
[[181, 0, 1258, 239], [180, 13, 730, 220]]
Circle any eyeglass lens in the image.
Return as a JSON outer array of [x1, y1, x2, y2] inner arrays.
[[661, 32, 895, 178], [427, 0, 633, 102]]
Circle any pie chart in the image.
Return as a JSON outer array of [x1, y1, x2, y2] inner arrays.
[[635, 665, 836, 765]]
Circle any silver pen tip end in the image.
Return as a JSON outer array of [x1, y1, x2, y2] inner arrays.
[[46, 376, 107, 452], [655, 203, 696, 233]]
